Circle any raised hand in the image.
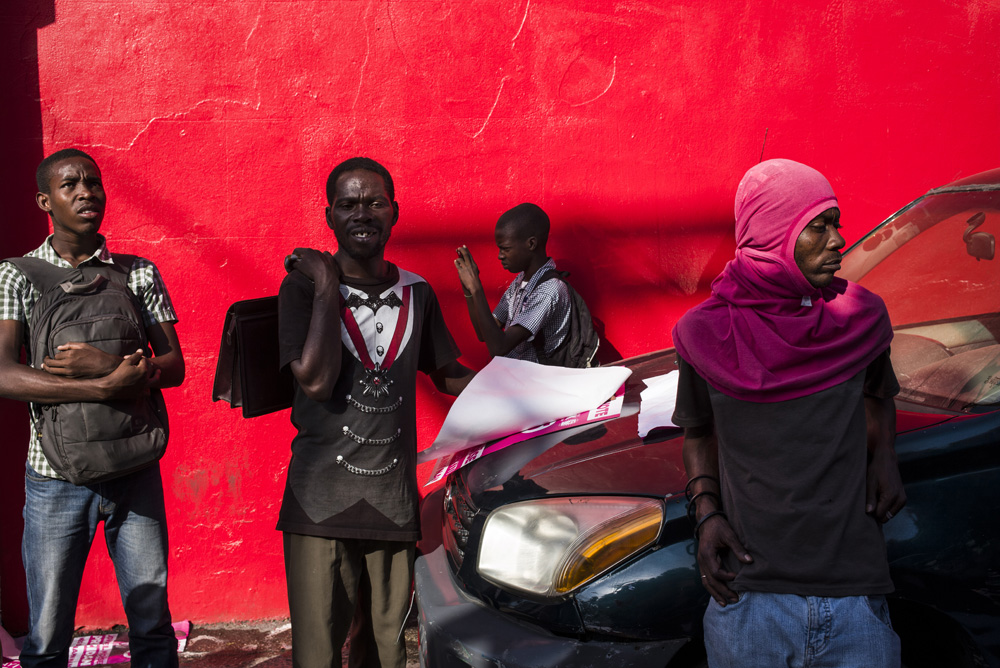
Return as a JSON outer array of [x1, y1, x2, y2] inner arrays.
[[454, 245, 483, 296]]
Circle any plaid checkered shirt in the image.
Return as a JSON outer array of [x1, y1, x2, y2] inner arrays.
[[492, 257, 572, 363], [0, 235, 178, 479]]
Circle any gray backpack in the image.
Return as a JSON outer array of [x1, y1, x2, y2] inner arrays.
[[5, 255, 168, 485], [532, 269, 600, 368]]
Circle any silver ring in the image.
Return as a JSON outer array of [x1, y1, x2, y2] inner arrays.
[[701, 575, 707, 579], [884, 510, 894, 520]]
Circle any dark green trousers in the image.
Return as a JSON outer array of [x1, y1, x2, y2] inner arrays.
[[283, 533, 414, 668]]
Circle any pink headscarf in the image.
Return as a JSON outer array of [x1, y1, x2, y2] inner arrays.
[[672, 159, 892, 402]]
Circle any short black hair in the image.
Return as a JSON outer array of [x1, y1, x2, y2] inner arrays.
[[36, 148, 98, 194], [326, 157, 395, 205], [496, 203, 550, 245]]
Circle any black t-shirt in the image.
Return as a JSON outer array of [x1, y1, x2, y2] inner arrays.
[[673, 350, 900, 596], [277, 264, 460, 541]]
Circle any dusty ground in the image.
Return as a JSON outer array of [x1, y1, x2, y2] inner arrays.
[[6, 617, 421, 667], [0, 619, 424, 668], [175, 619, 419, 667]]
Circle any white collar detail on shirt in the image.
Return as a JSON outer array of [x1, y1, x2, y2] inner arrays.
[[339, 270, 426, 365]]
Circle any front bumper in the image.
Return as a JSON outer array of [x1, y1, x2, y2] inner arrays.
[[415, 544, 687, 668]]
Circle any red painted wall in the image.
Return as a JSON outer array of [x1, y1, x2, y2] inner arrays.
[[2, 0, 1000, 630]]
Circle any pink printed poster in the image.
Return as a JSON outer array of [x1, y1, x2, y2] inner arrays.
[[425, 387, 625, 486], [2, 621, 189, 667]]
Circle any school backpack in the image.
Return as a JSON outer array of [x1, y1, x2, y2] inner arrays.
[[532, 269, 600, 368], [4, 255, 169, 485]]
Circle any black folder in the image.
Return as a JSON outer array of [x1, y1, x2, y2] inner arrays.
[[212, 296, 294, 418]]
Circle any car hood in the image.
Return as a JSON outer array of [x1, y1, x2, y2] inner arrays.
[[459, 349, 689, 508]]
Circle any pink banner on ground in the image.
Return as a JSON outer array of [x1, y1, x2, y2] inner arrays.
[[424, 386, 626, 486], [2, 621, 189, 668]]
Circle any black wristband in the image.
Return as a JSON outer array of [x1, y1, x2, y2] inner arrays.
[[694, 510, 728, 539], [689, 490, 721, 508], [685, 474, 720, 501], [686, 490, 722, 524]]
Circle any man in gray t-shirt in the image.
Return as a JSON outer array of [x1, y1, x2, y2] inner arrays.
[[671, 160, 906, 667]]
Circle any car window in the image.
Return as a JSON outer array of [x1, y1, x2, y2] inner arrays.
[[842, 190, 1000, 413]]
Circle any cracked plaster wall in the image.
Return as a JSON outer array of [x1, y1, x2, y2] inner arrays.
[[1, 0, 1000, 628]]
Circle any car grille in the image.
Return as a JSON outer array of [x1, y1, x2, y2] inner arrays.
[[443, 473, 478, 568]]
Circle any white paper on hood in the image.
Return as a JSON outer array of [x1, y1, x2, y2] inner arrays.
[[418, 356, 632, 464], [637, 370, 680, 437]]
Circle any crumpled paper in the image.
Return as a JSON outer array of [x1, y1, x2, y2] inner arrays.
[[418, 356, 631, 463], [637, 370, 680, 437]]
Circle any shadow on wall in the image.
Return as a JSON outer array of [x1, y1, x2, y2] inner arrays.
[[390, 211, 736, 370], [0, 0, 55, 635]]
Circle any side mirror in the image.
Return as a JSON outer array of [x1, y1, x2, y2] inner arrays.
[[964, 212, 995, 261]]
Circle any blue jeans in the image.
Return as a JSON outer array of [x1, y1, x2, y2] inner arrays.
[[704, 591, 900, 668], [21, 462, 177, 668]]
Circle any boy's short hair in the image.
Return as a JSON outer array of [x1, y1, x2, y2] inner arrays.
[[497, 203, 549, 244], [36, 148, 98, 193]]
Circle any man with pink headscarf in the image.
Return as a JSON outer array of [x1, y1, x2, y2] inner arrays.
[[671, 159, 907, 667]]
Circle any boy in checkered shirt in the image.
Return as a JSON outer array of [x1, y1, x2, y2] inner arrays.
[[454, 203, 572, 363]]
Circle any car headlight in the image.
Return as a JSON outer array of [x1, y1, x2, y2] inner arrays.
[[477, 496, 663, 598]]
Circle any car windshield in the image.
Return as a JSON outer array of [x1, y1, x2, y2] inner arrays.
[[841, 188, 1000, 414]]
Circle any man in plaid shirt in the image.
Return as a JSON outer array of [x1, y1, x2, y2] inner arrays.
[[0, 148, 185, 668], [454, 203, 571, 363]]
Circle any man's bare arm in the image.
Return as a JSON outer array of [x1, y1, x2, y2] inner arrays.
[[40, 321, 184, 390], [429, 359, 476, 397], [0, 320, 150, 403], [682, 423, 752, 605], [42, 342, 121, 379], [865, 394, 906, 523], [285, 249, 343, 403], [145, 321, 185, 389], [455, 246, 486, 342]]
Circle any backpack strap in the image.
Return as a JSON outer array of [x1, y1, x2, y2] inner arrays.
[[3, 257, 77, 294], [538, 268, 570, 284], [3, 254, 135, 292], [531, 269, 570, 356], [106, 253, 137, 287]]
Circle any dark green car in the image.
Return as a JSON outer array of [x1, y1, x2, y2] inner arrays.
[[415, 168, 1000, 667]]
